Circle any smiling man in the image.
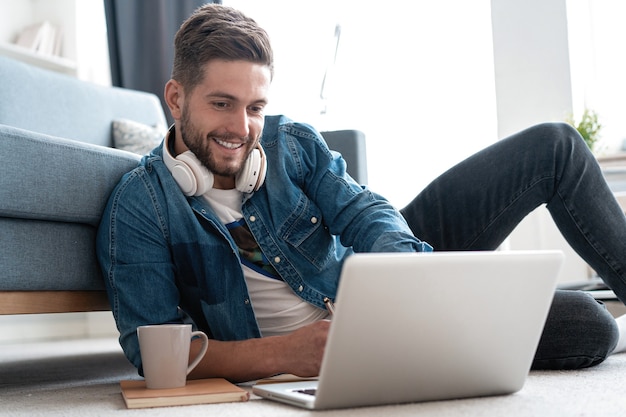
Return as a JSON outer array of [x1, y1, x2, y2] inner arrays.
[[167, 59, 270, 189], [98, 4, 626, 383]]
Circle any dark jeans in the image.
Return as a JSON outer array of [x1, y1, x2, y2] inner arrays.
[[400, 122, 621, 369]]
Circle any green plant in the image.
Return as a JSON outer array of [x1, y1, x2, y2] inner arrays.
[[566, 109, 601, 151]]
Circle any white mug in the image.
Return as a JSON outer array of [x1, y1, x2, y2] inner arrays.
[[137, 324, 209, 389]]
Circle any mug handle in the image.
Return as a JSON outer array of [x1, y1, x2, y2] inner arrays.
[[187, 331, 209, 375]]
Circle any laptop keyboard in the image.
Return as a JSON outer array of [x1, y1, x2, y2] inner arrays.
[[295, 388, 317, 396]]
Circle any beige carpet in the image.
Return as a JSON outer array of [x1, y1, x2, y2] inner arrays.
[[1, 337, 626, 416]]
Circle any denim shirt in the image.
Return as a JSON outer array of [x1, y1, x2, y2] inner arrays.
[[96, 114, 432, 369]]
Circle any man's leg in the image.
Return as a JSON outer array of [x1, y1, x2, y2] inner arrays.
[[533, 290, 617, 369], [400, 122, 621, 368]]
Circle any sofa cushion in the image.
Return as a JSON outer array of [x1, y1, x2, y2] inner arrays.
[[0, 124, 140, 226], [112, 118, 165, 155], [0, 218, 105, 291]]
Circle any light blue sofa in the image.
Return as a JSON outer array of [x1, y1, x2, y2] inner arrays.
[[0, 55, 367, 316], [0, 56, 166, 314]]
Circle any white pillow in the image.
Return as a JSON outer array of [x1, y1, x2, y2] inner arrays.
[[112, 119, 166, 155]]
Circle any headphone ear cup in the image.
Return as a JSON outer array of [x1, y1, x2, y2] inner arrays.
[[175, 151, 214, 196], [163, 135, 199, 196], [236, 144, 267, 193], [169, 160, 198, 196]]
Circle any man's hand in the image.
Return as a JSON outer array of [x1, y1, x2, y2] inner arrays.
[[279, 319, 330, 377], [188, 319, 331, 383]]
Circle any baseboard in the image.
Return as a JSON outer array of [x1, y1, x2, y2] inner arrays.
[[0, 311, 118, 344]]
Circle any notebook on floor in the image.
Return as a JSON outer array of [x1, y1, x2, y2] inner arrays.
[[253, 250, 563, 410]]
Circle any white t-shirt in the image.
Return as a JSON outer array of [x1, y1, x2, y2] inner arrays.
[[202, 188, 328, 337]]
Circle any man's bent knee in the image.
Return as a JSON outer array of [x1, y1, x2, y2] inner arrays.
[[532, 290, 618, 370]]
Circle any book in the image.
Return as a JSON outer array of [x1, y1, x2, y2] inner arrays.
[[15, 21, 63, 57], [119, 378, 250, 409], [253, 374, 319, 385]]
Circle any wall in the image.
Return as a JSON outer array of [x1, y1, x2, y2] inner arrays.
[[0, 0, 110, 85], [228, 0, 499, 209], [491, 0, 573, 138], [0, 0, 32, 44], [0, 312, 117, 344], [568, 0, 626, 155]]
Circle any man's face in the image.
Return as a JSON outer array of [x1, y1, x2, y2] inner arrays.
[[176, 60, 271, 189]]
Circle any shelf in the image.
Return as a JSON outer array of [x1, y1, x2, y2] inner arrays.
[[0, 42, 77, 76]]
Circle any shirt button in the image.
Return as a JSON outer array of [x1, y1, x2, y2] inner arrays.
[[249, 216, 256, 222], [298, 285, 303, 292], [244, 299, 250, 305], [274, 256, 281, 264], [310, 216, 318, 224]]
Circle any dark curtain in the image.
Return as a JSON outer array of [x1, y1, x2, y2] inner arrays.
[[104, 0, 221, 124]]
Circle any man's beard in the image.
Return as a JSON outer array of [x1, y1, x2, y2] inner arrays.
[[179, 109, 255, 177]]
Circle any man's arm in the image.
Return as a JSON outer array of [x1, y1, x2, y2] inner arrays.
[[188, 320, 330, 383]]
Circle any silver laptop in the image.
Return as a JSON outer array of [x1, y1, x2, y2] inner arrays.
[[253, 250, 563, 410]]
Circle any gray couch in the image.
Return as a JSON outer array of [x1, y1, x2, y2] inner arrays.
[[0, 55, 367, 316]]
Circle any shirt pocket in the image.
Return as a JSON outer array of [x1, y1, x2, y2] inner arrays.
[[279, 195, 334, 270]]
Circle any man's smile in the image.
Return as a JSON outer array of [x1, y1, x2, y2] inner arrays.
[[213, 137, 246, 150]]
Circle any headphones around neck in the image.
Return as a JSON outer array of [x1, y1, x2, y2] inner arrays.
[[162, 128, 267, 196]]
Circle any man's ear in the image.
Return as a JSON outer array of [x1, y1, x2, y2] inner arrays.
[[164, 79, 184, 121]]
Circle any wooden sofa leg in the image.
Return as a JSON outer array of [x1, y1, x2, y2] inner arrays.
[[0, 291, 110, 315]]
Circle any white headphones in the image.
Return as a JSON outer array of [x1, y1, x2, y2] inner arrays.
[[162, 128, 267, 196]]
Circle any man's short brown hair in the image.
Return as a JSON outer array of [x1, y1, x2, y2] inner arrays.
[[172, 4, 274, 91]]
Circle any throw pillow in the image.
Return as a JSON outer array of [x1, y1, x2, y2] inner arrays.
[[112, 119, 166, 155]]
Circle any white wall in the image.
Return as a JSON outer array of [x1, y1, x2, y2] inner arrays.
[[228, 0, 499, 208], [491, 0, 573, 138], [0, 312, 117, 344], [0, 0, 32, 43], [0, 0, 110, 85], [568, 0, 626, 155]]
